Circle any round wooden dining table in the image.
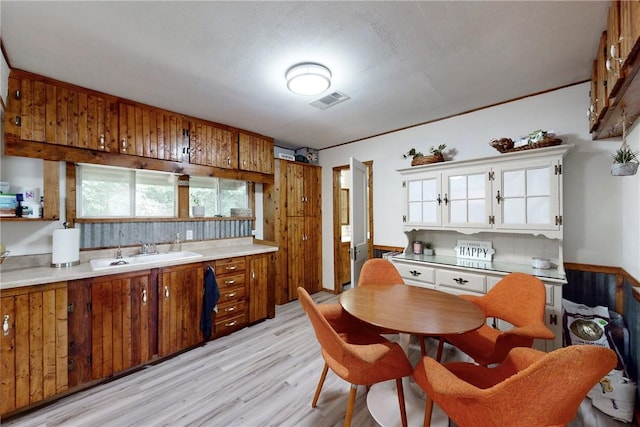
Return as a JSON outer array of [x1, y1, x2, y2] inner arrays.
[[339, 283, 485, 427]]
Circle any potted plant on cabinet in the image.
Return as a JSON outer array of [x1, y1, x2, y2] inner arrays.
[[192, 196, 205, 217], [611, 144, 639, 176], [403, 144, 447, 166]]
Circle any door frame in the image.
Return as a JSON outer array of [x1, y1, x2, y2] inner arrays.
[[332, 161, 374, 293]]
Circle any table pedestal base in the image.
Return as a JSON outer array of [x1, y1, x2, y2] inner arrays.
[[366, 378, 449, 427]]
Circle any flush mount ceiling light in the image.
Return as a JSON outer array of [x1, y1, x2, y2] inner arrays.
[[286, 63, 331, 96]]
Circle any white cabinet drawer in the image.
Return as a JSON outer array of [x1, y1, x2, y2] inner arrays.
[[437, 270, 486, 294], [393, 261, 435, 285]]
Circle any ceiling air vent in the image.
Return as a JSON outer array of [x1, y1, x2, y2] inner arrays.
[[310, 91, 350, 110]]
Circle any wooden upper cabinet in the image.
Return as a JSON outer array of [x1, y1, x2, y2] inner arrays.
[[620, 0, 640, 68], [286, 162, 321, 217], [607, 1, 622, 96], [238, 132, 274, 174], [118, 103, 188, 161], [5, 74, 117, 151], [189, 120, 237, 169]]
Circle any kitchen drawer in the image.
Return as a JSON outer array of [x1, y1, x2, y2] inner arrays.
[[214, 313, 246, 334], [393, 261, 435, 285], [217, 300, 246, 319], [437, 269, 486, 294], [219, 285, 246, 303], [217, 272, 245, 289], [214, 257, 246, 274]]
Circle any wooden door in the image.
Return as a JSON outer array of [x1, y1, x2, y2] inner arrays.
[[0, 283, 68, 416], [90, 271, 154, 380], [157, 263, 204, 357], [248, 255, 268, 322]]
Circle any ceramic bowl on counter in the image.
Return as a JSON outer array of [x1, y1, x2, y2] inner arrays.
[[531, 257, 551, 269]]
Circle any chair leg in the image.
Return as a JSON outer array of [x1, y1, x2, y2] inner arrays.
[[419, 336, 427, 356], [436, 337, 445, 362], [423, 396, 434, 427], [312, 363, 329, 408], [396, 378, 408, 427], [344, 384, 357, 427]]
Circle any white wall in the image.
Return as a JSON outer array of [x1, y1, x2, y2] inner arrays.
[[319, 83, 639, 290]]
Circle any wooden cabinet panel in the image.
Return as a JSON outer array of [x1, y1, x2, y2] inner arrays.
[[157, 263, 204, 356], [248, 254, 269, 322], [1, 283, 68, 416], [4, 74, 115, 151], [238, 132, 274, 174], [119, 103, 188, 161], [265, 160, 322, 304], [190, 120, 237, 169], [90, 271, 154, 380], [286, 162, 321, 217]]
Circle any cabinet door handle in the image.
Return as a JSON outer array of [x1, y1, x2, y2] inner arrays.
[[14, 116, 21, 127], [99, 134, 105, 150], [121, 138, 127, 152], [227, 158, 231, 166], [437, 194, 442, 205], [409, 270, 421, 277], [142, 288, 147, 305], [453, 278, 469, 285], [251, 269, 255, 280], [2, 315, 9, 336], [226, 292, 237, 298], [164, 286, 170, 299], [496, 190, 502, 204], [443, 193, 449, 205], [224, 279, 235, 285], [225, 320, 237, 327]]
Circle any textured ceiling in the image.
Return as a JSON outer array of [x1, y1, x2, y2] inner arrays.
[[1, 1, 609, 150]]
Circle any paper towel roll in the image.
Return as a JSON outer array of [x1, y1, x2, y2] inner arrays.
[[51, 228, 80, 267]]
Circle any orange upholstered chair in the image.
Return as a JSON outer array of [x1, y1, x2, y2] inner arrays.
[[441, 272, 554, 366], [357, 258, 405, 287], [413, 345, 617, 427], [356, 258, 408, 337], [297, 287, 413, 427]]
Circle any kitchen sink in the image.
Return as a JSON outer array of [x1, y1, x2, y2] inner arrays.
[[90, 251, 203, 271]]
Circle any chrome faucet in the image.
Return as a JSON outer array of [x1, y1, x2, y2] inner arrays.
[[140, 241, 149, 255], [116, 230, 124, 259]]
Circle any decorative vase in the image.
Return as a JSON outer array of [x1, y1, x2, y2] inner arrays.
[[611, 162, 639, 176], [192, 206, 205, 217]]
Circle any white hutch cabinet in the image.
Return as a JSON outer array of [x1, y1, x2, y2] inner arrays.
[[393, 144, 572, 351]]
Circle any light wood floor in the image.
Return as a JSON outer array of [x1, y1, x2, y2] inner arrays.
[[2, 291, 627, 427]]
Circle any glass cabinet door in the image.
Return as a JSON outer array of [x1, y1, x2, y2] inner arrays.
[[443, 167, 491, 229], [494, 159, 560, 231], [405, 174, 441, 227]]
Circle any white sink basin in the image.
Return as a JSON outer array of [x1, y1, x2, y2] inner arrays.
[[90, 251, 203, 271]]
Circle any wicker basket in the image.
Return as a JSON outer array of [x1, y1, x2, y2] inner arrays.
[[411, 152, 444, 166], [490, 137, 562, 154]]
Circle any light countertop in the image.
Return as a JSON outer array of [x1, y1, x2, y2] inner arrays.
[[0, 238, 278, 290]]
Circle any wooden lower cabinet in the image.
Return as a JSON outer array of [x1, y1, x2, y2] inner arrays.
[[287, 216, 322, 299], [1, 282, 68, 416], [248, 254, 269, 322], [3, 253, 273, 416], [212, 257, 248, 336], [67, 271, 156, 386], [157, 262, 205, 356]]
